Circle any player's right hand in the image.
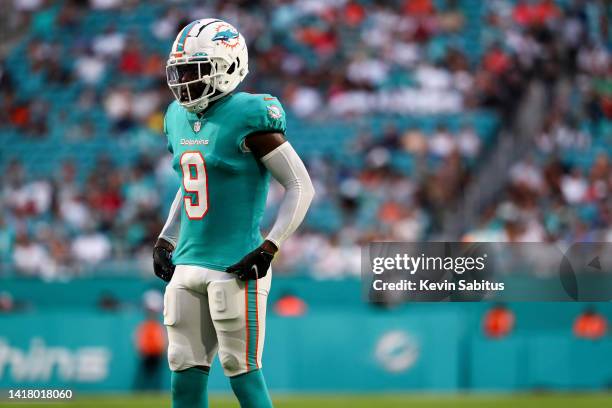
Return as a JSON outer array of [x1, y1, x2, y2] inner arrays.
[[153, 238, 175, 282]]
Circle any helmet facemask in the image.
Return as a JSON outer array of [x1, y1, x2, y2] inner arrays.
[[166, 56, 228, 113]]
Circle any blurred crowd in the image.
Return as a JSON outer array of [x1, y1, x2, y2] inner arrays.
[[0, 0, 610, 279], [464, 0, 611, 245], [0, 155, 168, 279]]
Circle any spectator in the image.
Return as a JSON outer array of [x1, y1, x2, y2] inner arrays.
[[483, 44, 512, 75], [75, 48, 106, 85], [483, 303, 515, 338], [274, 292, 307, 317], [71, 226, 112, 266], [574, 307, 608, 339], [92, 26, 125, 58], [134, 310, 166, 390], [456, 125, 481, 159], [13, 231, 56, 278], [429, 125, 456, 159], [560, 168, 588, 204]]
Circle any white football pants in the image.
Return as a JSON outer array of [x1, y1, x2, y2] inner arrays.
[[163, 264, 271, 377]]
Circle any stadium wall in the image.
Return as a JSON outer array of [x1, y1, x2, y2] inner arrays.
[[1, 278, 612, 393]]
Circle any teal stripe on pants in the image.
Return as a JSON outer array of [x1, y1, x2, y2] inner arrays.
[[246, 280, 259, 371]]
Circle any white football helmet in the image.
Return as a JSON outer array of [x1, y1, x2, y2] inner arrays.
[[166, 19, 249, 113]]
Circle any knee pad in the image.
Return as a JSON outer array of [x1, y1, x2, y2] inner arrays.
[[219, 351, 241, 374], [167, 344, 186, 372]]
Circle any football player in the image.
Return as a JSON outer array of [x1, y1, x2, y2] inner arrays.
[[152, 19, 314, 408]]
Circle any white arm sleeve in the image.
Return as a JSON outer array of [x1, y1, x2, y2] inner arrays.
[[261, 142, 315, 249], [158, 188, 182, 247]]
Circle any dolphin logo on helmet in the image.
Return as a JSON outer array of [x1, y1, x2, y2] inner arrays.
[[212, 29, 239, 42]]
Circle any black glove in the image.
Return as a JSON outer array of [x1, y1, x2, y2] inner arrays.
[[153, 238, 175, 282], [226, 242, 276, 281]]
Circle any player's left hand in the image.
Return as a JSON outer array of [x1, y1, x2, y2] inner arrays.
[[153, 238, 176, 283], [226, 241, 277, 281]]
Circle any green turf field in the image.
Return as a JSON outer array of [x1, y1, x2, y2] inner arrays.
[[1, 393, 612, 407]]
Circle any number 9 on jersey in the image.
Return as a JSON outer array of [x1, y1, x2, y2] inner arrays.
[[181, 151, 209, 219]]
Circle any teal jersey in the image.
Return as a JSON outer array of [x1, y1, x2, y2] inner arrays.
[[164, 92, 286, 271]]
